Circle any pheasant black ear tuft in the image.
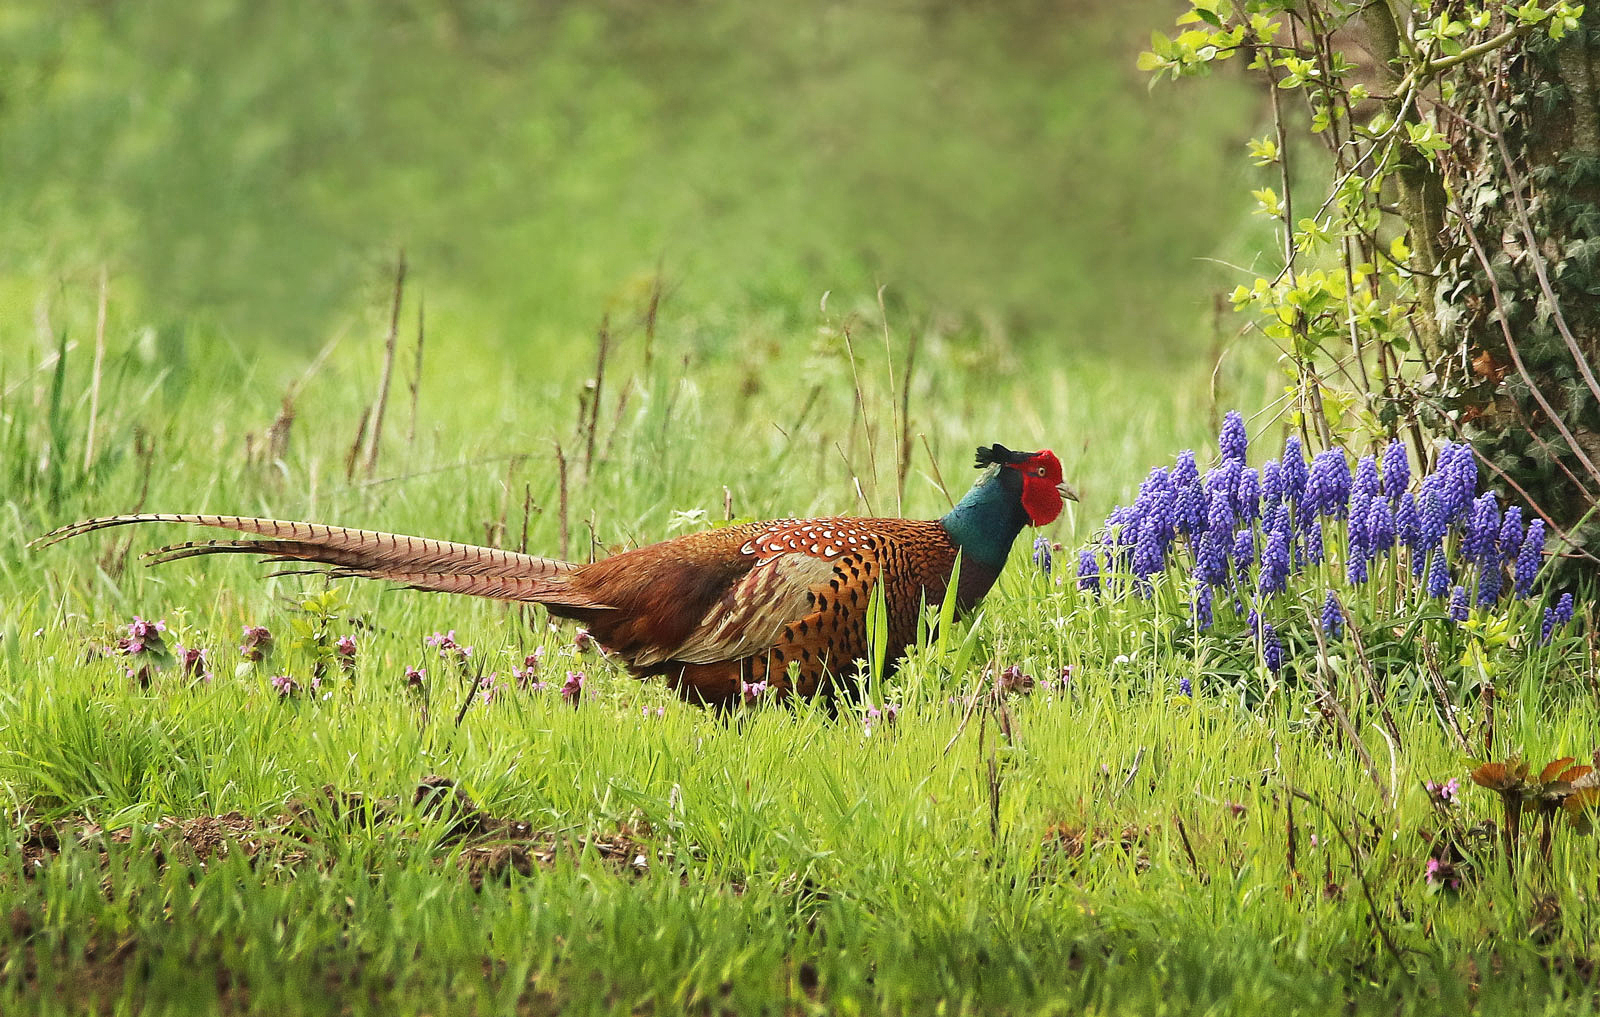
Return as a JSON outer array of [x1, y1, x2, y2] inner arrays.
[[974, 444, 1038, 469]]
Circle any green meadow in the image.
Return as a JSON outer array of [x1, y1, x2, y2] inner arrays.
[[3, 2, 1598, 1014]]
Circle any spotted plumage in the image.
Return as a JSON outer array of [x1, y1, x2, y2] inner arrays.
[[34, 443, 1075, 707]]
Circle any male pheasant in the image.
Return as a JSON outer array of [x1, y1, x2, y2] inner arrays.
[[37, 444, 1073, 706]]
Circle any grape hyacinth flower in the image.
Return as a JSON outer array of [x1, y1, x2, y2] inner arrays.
[[1396, 493, 1421, 564], [1232, 528, 1255, 569], [1305, 449, 1351, 518], [1032, 535, 1054, 576], [1173, 449, 1200, 489], [1426, 552, 1450, 599], [1193, 583, 1213, 631], [1261, 623, 1283, 673], [1076, 549, 1101, 593], [1261, 459, 1283, 509], [1497, 506, 1523, 562], [1355, 454, 1381, 499], [1301, 517, 1324, 566], [1220, 410, 1248, 463], [1237, 468, 1261, 524], [1179, 676, 1192, 697], [1381, 440, 1409, 500], [1514, 520, 1545, 598], [1281, 436, 1309, 506], [1449, 585, 1470, 622], [1463, 493, 1500, 563], [1556, 592, 1575, 625], [1196, 532, 1229, 587], [1259, 528, 1290, 596], [1321, 592, 1343, 639], [1476, 562, 1502, 608]]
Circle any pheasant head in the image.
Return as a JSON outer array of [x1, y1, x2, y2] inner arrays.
[[940, 444, 1077, 570]]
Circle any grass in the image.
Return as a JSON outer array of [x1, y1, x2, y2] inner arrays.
[[2, 276, 1600, 1016]]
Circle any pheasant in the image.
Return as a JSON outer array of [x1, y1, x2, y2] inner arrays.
[[36, 444, 1073, 706]]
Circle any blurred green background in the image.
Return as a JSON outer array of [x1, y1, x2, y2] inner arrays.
[[2, 0, 1267, 364]]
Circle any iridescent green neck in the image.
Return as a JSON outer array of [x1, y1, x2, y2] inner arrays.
[[939, 469, 1030, 571]]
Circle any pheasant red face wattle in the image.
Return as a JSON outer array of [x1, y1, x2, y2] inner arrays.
[[1011, 449, 1075, 527]]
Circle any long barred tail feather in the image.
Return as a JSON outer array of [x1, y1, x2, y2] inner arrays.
[[30, 513, 593, 604]]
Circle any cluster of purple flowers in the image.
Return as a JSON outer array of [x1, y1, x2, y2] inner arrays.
[[1078, 412, 1569, 665]]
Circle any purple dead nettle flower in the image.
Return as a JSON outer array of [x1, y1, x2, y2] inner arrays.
[[1354, 454, 1381, 500], [118, 616, 167, 656], [1449, 585, 1470, 623], [404, 666, 426, 693], [1219, 410, 1248, 463], [1321, 591, 1343, 639], [176, 645, 214, 682], [335, 635, 357, 658], [1076, 550, 1101, 593], [240, 624, 273, 661], [863, 702, 900, 736], [1032, 535, 1053, 576], [270, 673, 300, 698], [478, 673, 507, 706], [998, 664, 1035, 694], [642, 705, 667, 718], [742, 679, 772, 704], [1514, 519, 1545, 598], [574, 628, 594, 652], [1424, 857, 1460, 889], [1381, 440, 1410, 500], [1425, 777, 1460, 805], [559, 670, 586, 705]]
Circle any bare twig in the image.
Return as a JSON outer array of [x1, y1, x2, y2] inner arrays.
[[1287, 785, 1411, 974], [555, 441, 570, 561], [366, 250, 406, 477], [84, 265, 108, 472], [921, 434, 956, 510], [407, 293, 425, 446]]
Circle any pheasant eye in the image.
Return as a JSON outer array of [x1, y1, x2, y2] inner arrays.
[[1034, 467, 1046, 477]]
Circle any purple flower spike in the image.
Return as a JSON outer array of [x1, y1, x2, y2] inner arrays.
[[1220, 411, 1248, 463], [1426, 552, 1451, 599], [1368, 498, 1395, 555], [1381, 440, 1410, 499], [1556, 592, 1575, 625], [1541, 606, 1559, 645], [1348, 491, 1372, 562], [1133, 515, 1165, 585], [1261, 460, 1283, 508], [1259, 528, 1290, 596], [1076, 550, 1101, 593], [1306, 450, 1351, 518], [1196, 532, 1229, 587], [1464, 493, 1500, 563], [1032, 535, 1053, 576], [1179, 676, 1192, 697], [1173, 449, 1200, 489], [1302, 517, 1325, 566], [1477, 563, 1502, 607], [1355, 454, 1381, 499], [1237, 468, 1261, 525], [1346, 554, 1369, 585], [1448, 585, 1469, 622], [1281, 436, 1309, 506], [1514, 519, 1545, 598], [1396, 493, 1420, 555], [1206, 488, 1235, 537], [1262, 623, 1283, 673], [1321, 591, 1343, 639], [1497, 507, 1523, 563], [1232, 528, 1255, 569], [1193, 583, 1213, 630]]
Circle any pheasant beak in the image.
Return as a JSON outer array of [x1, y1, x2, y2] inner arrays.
[[1057, 481, 1079, 503]]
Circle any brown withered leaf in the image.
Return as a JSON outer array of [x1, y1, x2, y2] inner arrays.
[[1562, 787, 1600, 833], [1472, 348, 1508, 385], [1540, 757, 1578, 784], [1472, 758, 1530, 792]]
